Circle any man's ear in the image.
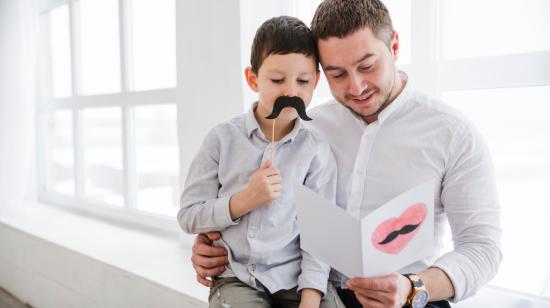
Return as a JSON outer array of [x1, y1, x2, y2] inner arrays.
[[390, 31, 400, 62], [244, 67, 259, 92]]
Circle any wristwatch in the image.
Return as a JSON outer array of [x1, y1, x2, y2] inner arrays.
[[404, 273, 429, 308]]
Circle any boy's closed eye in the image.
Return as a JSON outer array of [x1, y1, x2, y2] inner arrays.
[[270, 78, 311, 84]]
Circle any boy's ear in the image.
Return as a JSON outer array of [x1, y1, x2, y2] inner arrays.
[[314, 71, 321, 88], [244, 67, 259, 92]]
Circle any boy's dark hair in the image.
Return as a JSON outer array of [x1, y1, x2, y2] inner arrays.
[[311, 0, 394, 49], [250, 16, 318, 74]]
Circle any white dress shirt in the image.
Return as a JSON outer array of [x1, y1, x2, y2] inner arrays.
[[306, 72, 502, 302], [178, 103, 338, 295]]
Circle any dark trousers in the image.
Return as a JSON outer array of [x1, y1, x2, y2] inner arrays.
[[336, 288, 451, 308]]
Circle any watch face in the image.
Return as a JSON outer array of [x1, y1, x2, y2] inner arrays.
[[412, 290, 429, 308]]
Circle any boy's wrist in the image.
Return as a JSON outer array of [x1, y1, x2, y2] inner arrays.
[[299, 288, 322, 306], [229, 189, 255, 220]]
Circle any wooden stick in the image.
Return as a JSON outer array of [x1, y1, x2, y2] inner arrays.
[[271, 119, 275, 163]]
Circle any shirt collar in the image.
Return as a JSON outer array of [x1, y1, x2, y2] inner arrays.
[[376, 71, 411, 124], [245, 101, 305, 143], [245, 102, 261, 138]]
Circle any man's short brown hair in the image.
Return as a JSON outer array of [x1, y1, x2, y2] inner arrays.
[[311, 0, 394, 48], [250, 16, 318, 74]]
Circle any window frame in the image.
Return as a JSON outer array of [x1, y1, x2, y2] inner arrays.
[[36, 0, 179, 232]]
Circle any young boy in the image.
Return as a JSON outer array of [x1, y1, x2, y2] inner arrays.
[[178, 16, 342, 308]]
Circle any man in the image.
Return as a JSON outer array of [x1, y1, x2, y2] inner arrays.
[[188, 1, 502, 307]]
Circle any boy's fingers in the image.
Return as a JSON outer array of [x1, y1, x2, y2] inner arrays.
[[272, 191, 282, 199], [271, 184, 282, 193], [263, 167, 280, 178], [262, 160, 272, 169], [268, 174, 282, 184]]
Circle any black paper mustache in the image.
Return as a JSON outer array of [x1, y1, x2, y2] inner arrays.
[[377, 223, 421, 245], [265, 96, 312, 121]]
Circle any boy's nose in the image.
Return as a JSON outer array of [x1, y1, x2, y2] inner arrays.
[[283, 85, 298, 97]]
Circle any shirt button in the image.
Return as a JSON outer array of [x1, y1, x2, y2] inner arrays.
[[249, 232, 255, 239], [249, 264, 256, 272]]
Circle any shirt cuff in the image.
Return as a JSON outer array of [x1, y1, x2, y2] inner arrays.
[[214, 195, 240, 228], [297, 270, 329, 296], [431, 253, 469, 303]]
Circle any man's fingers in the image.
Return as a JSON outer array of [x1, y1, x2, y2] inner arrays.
[[192, 241, 227, 258], [191, 254, 228, 269], [204, 231, 222, 241], [195, 233, 212, 245], [196, 273, 214, 288], [355, 288, 395, 306], [195, 265, 226, 278], [348, 276, 394, 292], [354, 291, 385, 308]]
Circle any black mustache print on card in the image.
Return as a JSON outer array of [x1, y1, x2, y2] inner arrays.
[[265, 96, 312, 121], [377, 223, 421, 245]]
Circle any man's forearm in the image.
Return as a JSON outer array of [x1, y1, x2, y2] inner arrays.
[[418, 267, 454, 301]]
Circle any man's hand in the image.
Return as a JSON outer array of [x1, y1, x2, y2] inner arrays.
[[229, 160, 282, 219], [191, 232, 228, 287], [346, 272, 411, 308]]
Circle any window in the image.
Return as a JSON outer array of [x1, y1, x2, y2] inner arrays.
[[42, 110, 74, 195], [433, 1, 550, 298], [443, 87, 550, 295], [37, 0, 179, 228], [242, 0, 550, 299]]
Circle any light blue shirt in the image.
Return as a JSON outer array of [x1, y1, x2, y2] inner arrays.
[[178, 103, 338, 295]]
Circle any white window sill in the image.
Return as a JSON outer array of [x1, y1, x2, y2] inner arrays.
[[2, 202, 549, 308], [0, 202, 208, 307]]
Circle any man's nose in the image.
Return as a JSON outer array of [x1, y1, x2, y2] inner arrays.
[[348, 73, 365, 97]]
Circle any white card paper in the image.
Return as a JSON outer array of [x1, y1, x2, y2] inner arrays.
[[294, 181, 434, 278]]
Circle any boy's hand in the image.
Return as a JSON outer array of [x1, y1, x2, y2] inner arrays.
[[298, 288, 322, 308], [229, 160, 282, 219], [245, 160, 282, 207]]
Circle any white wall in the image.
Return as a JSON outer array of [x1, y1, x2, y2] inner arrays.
[[176, 0, 244, 184], [0, 0, 36, 211], [239, 0, 294, 110]]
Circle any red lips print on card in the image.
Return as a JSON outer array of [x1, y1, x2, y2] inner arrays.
[[371, 203, 427, 254]]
